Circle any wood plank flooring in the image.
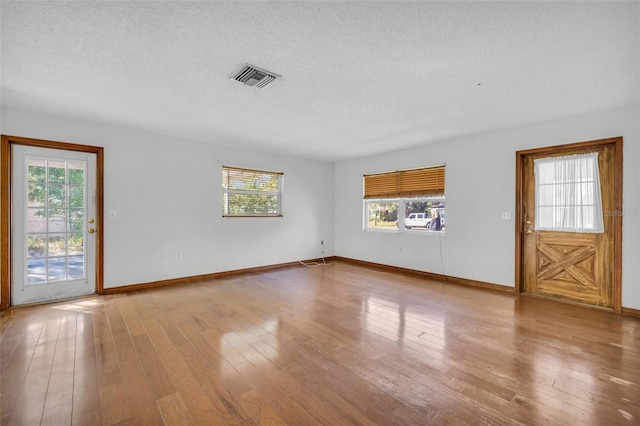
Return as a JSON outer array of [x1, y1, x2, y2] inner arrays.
[[1, 261, 639, 425]]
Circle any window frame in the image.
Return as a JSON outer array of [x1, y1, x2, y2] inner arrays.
[[533, 153, 603, 233], [363, 165, 446, 234], [222, 166, 283, 218], [364, 196, 446, 234]]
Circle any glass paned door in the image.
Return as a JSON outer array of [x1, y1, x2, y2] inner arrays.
[[12, 146, 96, 305]]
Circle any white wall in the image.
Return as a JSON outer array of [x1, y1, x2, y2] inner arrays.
[[334, 105, 640, 310], [3, 105, 639, 310], [2, 107, 335, 289]]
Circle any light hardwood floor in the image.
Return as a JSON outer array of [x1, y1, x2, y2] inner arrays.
[[1, 261, 639, 425]]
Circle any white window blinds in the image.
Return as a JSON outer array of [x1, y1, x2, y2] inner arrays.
[[222, 166, 283, 217]]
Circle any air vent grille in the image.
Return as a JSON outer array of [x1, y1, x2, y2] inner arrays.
[[232, 64, 280, 90]]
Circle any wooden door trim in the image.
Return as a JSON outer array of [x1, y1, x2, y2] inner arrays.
[[515, 136, 623, 313], [0, 135, 105, 310]]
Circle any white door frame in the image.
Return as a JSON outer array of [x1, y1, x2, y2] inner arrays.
[[1, 135, 104, 309]]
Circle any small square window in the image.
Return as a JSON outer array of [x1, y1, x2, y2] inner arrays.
[[222, 166, 283, 217], [365, 200, 399, 230]]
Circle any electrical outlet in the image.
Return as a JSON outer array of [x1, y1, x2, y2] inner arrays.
[[501, 211, 511, 220], [176, 252, 182, 260]]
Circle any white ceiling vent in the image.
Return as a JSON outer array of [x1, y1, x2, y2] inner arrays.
[[231, 64, 280, 90]]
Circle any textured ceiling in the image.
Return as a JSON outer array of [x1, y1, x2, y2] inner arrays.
[[1, 1, 638, 161]]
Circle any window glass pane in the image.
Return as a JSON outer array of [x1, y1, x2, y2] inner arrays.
[[534, 153, 603, 233], [225, 193, 280, 215], [28, 183, 46, 207], [68, 185, 84, 207], [68, 233, 84, 255], [68, 255, 84, 279], [48, 161, 66, 183], [47, 209, 67, 233], [27, 234, 46, 258], [69, 209, 84, 222], [27, 258, 46, 284], [47, 234, 67, 257], [28, 159, 46, 182], [27, 208, 46, 233], [403, 198, 445, 232], [366, 201, 398, 230], [581, 207, 594, 228], [560, 183, 572, 200], [536, 162, 555, 184], [68, 219, 83, 232], [538, 184, 554, 206], [581, 182, 593, 204], [47, 258, 67, 281], [68, 162, 85, 185], [537, 206, 554, 228], [48, 184, 66, 208], [222, 167, 283, 216], [562, 206, 576, 228]]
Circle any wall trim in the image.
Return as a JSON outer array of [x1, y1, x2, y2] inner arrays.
[[102, 258, 335, 294], [103, 255, 514, 295], [7, 255, 639, 317], [622, 307, 640, 319], [334, 256, 515, 293]]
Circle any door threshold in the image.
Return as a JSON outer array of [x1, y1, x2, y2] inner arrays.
[[520, 292, 614, 312]]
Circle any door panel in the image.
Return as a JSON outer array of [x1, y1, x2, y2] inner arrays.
[[522, 144, 615, 308], [534, 233, 611, 306], [12, 145, 97, 305]]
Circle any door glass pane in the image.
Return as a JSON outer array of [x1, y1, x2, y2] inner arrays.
[[48, 184, 66, 208], [68, 256, 84, 279], [48, 209, 67, 233], [48, 160, 66, 183], [28, 183, 46, 207], [69, 209, 84, 232], [27, 234, 46, 257], [47, 258, 66, 281], [68, 185, 84, 207], [28, 159, 46, 182], [69, 208, 84, 221], [27, 258, 46, 284], [68, 162, 85, 184], [47, 234, 67, 257], [534, 153, 604, 233], [68, 233, 84, 255], [24, 156, 87, 284], [27, 209, 46, 233]]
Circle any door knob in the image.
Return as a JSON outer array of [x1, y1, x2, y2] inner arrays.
[[88, 228, 95, 234], [525, 220, 532, 225], [526, 230, 532, 235], [88, 218, 95, 224]]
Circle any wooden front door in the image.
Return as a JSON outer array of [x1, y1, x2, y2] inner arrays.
[[516, 137, 622, 311]]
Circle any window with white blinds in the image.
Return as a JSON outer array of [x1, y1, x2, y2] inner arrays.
[[222, 166, 283, 217]]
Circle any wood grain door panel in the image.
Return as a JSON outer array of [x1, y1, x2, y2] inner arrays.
[[534, 232, 612, 306], [521, 142, 616, 309]]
